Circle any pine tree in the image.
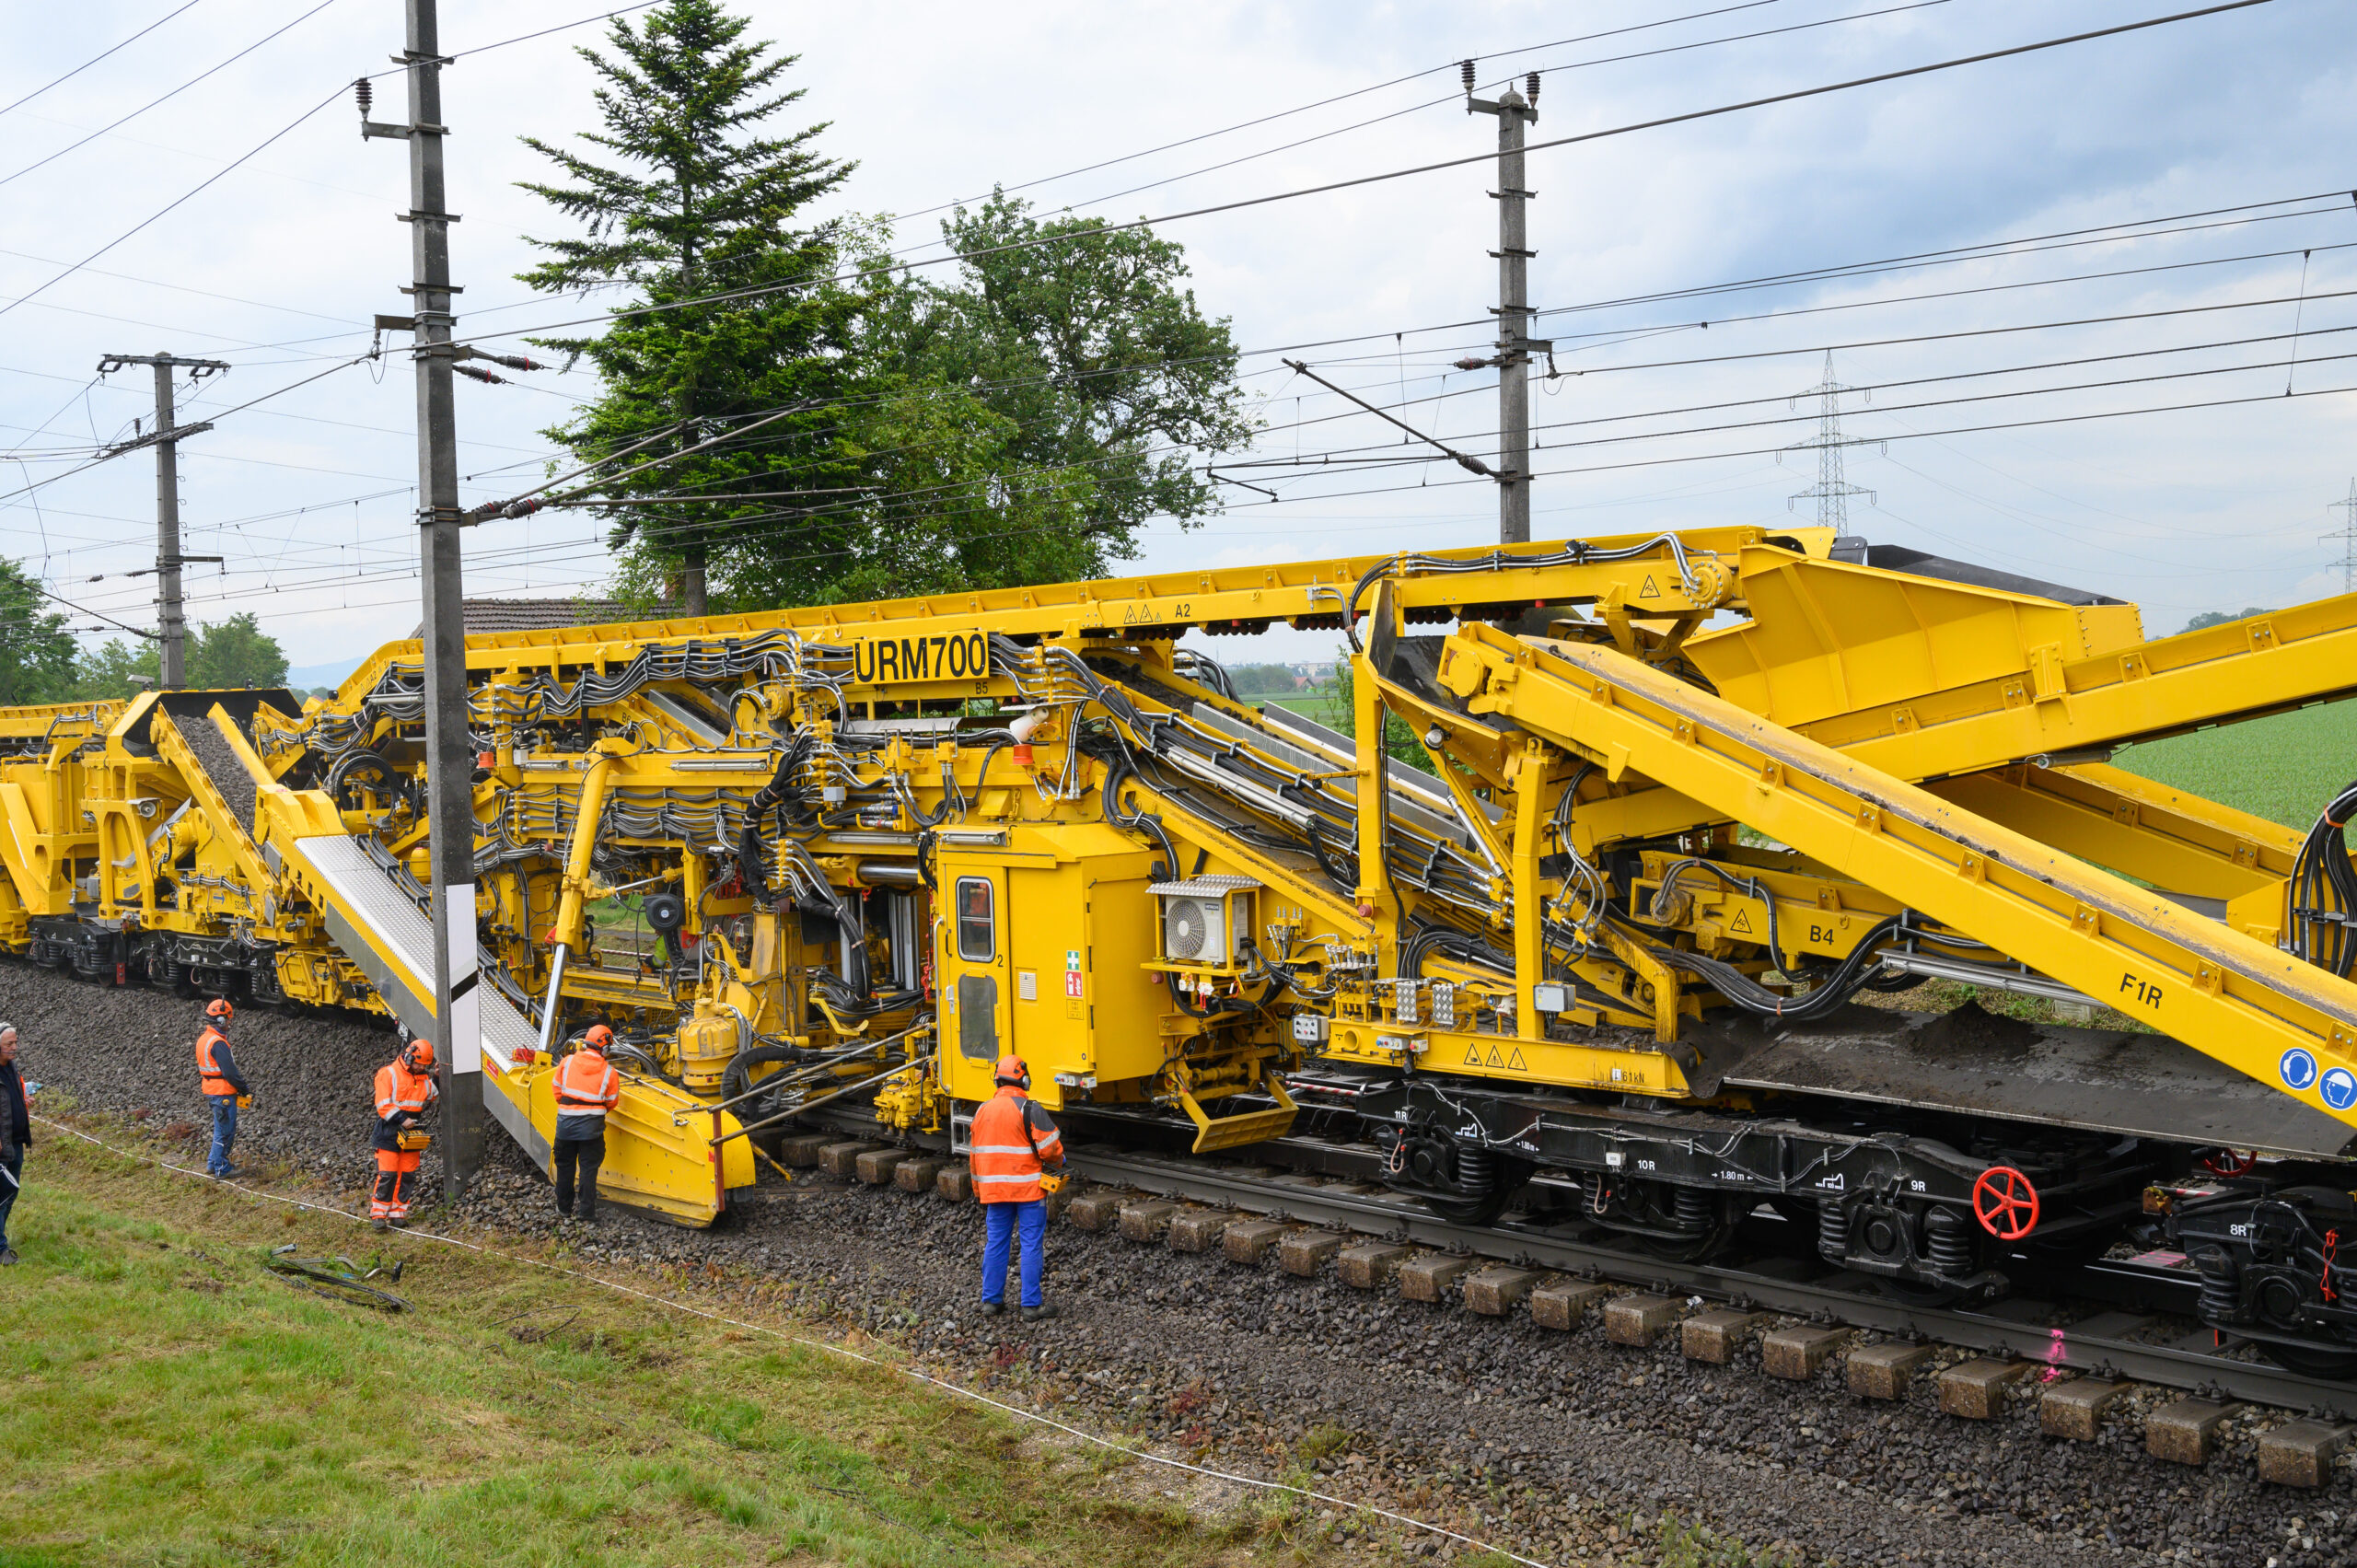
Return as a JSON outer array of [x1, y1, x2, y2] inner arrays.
[[517, 0, 857, 613]]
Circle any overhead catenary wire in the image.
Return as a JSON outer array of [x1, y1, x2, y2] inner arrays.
[[428, 241, 2357, 522], [1000, 0, 1963, 234], [72, 176, 2341, 455], [173, 181, 2357, 371], [1534, 191, 2357, 324], [1260, 330, 2357, 470], [5, 8, 2319, 632], [0, 353, 373, 507], [481, 195, 2357, 491], [457, 284, 2357, 528], [0, 0, 346, 192], [37, 284, 2357, 612], [440, 1, 2275, 355], [115, 377, 2357, 622], [0, 0, 211, 119], [141, 319, 2357, 589], [0, 247, 367, 330], [885, 0, 1784, 233], [0, 83, 351, 326]]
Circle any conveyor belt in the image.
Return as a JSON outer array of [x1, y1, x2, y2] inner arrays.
[[278, 833, 541, 1163], [274, 830, 748, 1221], [1714, 1008, 2357, 1159], [1435, 623, 2357, 1146]]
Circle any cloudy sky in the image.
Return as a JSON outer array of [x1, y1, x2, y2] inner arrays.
[[4, 0, 2351, 683]]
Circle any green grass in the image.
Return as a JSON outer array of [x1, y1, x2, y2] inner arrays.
[[2108, 702, 2357, 829], [1259, 691, 1348, 729], [0, 1136, 1278, 1568]]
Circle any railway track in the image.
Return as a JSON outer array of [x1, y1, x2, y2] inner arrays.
[[1060, 1139, 2357, 1420], [804, 1109, 2357, 1446]]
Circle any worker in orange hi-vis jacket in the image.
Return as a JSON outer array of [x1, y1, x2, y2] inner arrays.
[[370, 1030, 437, 1229], [970, 1053, 1065, 1321], [194, 998, 250, 1179], [552, 1025, 622, 1223]]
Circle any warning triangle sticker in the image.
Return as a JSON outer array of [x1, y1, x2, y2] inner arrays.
[[1507, 1048, 1527, 1071], [1729, 908, 1753, 934], [1464, 1043, 1482, 1066], [1485, 1044, 1505, 1068], [1639, 574, 1661, 598]]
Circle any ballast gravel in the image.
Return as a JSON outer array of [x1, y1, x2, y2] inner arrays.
[[14, 964, 2352, 1568]]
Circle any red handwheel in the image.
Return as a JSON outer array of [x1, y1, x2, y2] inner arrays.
[[1972, 1166, 2040, 1240]]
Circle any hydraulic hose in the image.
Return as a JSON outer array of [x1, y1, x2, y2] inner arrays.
[[1641, 914, 1906, 1026], [2288, 779, 2357, 976]]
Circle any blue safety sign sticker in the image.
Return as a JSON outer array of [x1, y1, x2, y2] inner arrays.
[[2324, 1067, 2357, 1111], [2281, 1048, 2319, 1092]]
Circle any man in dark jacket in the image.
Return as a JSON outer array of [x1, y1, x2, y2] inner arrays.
[[0, 1022, 29, 1265]]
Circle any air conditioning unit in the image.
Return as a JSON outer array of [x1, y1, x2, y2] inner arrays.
[[1151, 875, 1260, 968]]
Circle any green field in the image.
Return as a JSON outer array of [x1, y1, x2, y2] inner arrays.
[[0, 1134, 1295, 1568], [1275, 679, 2357, 830], [2107, 702, 2357, 829], [1260, 691, 1347, 729]]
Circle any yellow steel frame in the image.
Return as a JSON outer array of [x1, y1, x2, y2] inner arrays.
[[1435, 623, 2357, 1131], [7, 521, 2357, 1197]]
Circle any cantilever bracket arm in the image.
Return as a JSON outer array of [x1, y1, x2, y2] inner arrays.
[[1282, 359, 1496, 477]]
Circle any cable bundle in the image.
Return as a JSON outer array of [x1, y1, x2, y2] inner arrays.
[[2288, 779, 2357, 976]]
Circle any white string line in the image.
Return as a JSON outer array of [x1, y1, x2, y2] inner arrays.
[[31, 1112, 1551, 1568]]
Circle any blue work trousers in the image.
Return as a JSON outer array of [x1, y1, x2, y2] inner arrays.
[[206, 1096, 238, 1177], [981, 1199, 1048, 1308]]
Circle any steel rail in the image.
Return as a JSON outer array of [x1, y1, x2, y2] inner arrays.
[[1058, 1141, 2357, 1420]]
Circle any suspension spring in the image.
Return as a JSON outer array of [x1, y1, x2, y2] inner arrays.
[[1673, 1185, 1714, 1234], [1456, 1144, 1495, 1195], [1817, 1197, 1850, 1262], [1925, 1206, 1974, 1275], [2194, 1247, 2241, 1323]]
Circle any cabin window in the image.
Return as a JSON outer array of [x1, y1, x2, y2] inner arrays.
[[955, 877, 995, 961]]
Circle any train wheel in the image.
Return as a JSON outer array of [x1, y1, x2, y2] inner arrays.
[[2258, 1340, 2357, 1380], [1418, 1151, 1532, 1226], [1877, 1276, 1970, 1307], [1634, 1218, 1737, 1263], [1633, 1187, 1741, 1262], [1422, 1189, 1515, 1226]]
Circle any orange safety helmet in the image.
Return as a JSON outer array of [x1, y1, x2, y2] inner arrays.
[[205, 997, 234, 1022], [993, 1053, 1029, 1089], [400, 1036, 436, 1073], [582, 1024, 614, 1052]]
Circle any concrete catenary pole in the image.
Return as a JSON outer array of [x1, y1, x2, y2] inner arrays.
[[95, 353, 231, 686], [1465, 67, 1550, 545], [365, 0, 482, 1196], [150, 358, 187, 686]]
